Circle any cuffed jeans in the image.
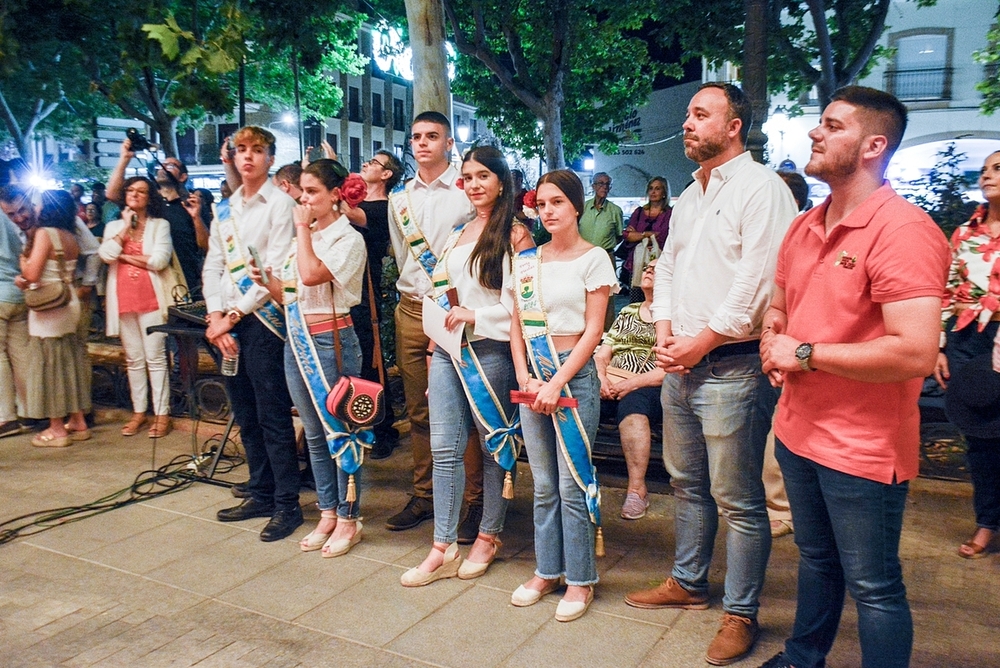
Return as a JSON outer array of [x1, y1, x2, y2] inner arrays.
[[285, 327, 362, 519], [520, 354, 600, 586], [661, 352, 776, 619], [430, 339, 516, 544], [225, 316, 299, 512], [776, 438, 912, 668]]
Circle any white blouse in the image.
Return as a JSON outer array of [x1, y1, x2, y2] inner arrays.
[[444, 241, 515, 342], [287, 215, 367, 316], [538, 246, 619, 336]]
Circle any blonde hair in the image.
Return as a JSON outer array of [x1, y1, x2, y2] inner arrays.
[[233, 126, 277, 156]]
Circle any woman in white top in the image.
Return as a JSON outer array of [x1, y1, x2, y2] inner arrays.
[[99, 176, 175, 438], [400, 146, 533, 587], [252, 159, 368, 557], [509, 169, 618, 622], [17, 190, 87, 447]]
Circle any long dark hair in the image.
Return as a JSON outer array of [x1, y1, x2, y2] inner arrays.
[[536, 169, 585, 222], [38, 190, 77, 232], [123, 176, 166, 218], [463, 146, 516, 291]]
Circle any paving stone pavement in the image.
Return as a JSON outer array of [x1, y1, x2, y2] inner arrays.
[[1, 414, 998, 667]]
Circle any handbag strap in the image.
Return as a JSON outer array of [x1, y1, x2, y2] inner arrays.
[[44, 228, 72, 285], [329, 261, 386, 386]]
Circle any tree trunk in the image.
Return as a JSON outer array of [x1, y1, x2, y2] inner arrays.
[[405, 0, 451, 120], [151, 114, 179, 158], [542, 103, 565, 171], [743, 0, 768, 163]]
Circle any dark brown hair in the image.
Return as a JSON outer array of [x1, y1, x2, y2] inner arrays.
[[123, 176, 166, 218], [536, 169, 585, 222], [462, 146, 516, 291]]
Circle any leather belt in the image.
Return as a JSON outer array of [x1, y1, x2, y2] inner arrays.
[[703, 339, 760, 362], [307, 314, 353, 335]]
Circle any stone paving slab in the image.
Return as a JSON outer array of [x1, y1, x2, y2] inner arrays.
[[1, 418, 999, 667]]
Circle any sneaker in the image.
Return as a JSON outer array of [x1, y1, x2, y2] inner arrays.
[[385, 496, 434, 531], [620, 492, 649, 520], [624, 577, 709, 610], [0, 421, 26, 439], [705, 613, 759, 666], [457, 503, 483, 544], [758, 652, 795, 668]]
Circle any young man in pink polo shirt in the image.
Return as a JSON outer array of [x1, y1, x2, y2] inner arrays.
[[758, 87, 950, 668]]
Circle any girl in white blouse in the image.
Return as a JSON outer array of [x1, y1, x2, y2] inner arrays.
[[509, 169, 618, 622], [401, 146, 533, 587], [252, 160, 368, 557]]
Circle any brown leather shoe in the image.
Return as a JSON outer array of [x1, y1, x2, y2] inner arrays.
[[624, 577, 709, 610], [121, 413, 147, 436], [705, 613, 759, 666], [148, 416, 172, 438]]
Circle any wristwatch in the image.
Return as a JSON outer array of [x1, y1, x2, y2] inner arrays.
[[226, 308, 244, 325], [795, 342, 815, 372]]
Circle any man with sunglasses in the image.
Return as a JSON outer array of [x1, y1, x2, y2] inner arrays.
[[345, 150, 405, 459]]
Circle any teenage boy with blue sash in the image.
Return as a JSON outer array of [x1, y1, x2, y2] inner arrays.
[[203, 126, 301, 542]]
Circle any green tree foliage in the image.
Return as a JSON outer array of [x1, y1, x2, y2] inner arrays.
[[0, 0, 109, 159], [442, 0, 673, 169], [973, 3, 1000, 115], [903, 143, 977, 237]]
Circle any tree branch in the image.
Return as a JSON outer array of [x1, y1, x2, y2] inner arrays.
[[841, 0, 890, 84], [24, 100, 60, 139], [806, 0, 836, 84], [770, 1, 820, 84], [91, 79, 157, 126], [0, 86, 26, 151], [500, 22, 531, 85]]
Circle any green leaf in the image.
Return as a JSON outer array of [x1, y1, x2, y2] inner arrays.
[[142, 23, 180, 60]]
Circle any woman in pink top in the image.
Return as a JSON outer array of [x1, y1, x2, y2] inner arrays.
[[99, 177, 176, 438]]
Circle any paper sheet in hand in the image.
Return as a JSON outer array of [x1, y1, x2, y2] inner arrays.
[[422, 296, 464, 359]]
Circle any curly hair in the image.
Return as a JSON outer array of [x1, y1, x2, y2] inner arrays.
[[122, 176, 166, 219]]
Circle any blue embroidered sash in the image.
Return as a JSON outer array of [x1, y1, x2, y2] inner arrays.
[[282, 254, 372, 495], [389, 182, 439, 281], [431, 225, 522, 492], [514, 246, 602, 531], [213, 200, 286, 340]]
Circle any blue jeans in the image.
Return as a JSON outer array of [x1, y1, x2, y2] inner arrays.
[[660, 352, 776, 618], [520, 354, 600, 586], [776, 438, 912, 668], [284, 327, 362, 519], [430, 339, 516, 543]]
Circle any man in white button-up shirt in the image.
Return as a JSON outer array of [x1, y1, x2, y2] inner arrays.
[[203, 126, 301, 543], [385, 112, 476, 532], [625, 83, 797, 666]]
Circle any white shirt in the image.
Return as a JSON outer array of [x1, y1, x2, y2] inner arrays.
[[540, 246, 619, 336], [444, 241, 515, 341], [202, 179, 295, 316], [651, 151, 797, 340], [73, 217, 101, 287], [388, 164, 475, 298], [289, 215, 367, 316]]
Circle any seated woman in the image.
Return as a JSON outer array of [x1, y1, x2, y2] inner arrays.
[[594, 259, 665, 520], [99, 176, 176, 438], [251, 159, 368, 557], [17, 190, 88, 447], [510, 169, 618, 622]]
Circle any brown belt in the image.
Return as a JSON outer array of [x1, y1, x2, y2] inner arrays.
[[307, 314, 353, 335]]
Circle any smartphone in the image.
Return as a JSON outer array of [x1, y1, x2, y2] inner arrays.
[[247, 245, 269, 284]]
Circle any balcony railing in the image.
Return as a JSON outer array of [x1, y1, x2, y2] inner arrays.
[[884, 67, 953, 101]]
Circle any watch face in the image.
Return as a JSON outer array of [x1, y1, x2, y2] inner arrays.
[[795, 343, 812, 360]]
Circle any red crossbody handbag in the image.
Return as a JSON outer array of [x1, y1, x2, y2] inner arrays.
[[325, 264, 386, 429]]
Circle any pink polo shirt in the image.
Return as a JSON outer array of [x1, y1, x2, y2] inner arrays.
[[774, 184, 949, 484]]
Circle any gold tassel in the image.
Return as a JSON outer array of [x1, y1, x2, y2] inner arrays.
[[346, 474, 357, 503], [595, 527, 605, 557], [502, 471, 514, 499]]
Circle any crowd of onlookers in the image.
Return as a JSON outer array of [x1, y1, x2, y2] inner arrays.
[[1, 81, 999, 668]]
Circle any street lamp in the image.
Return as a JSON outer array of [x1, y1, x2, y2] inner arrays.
[[457, 125, 470, 143]]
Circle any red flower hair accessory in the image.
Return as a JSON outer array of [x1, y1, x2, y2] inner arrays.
[[340, 173, 368, 207], [456, 177, 465, 190], [523, 189, 537, 209]]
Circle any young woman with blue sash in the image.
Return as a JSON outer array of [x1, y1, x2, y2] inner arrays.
[[250, 159, 370, 558], [510, 170, 618, 622], [400, 146, 533, 587]]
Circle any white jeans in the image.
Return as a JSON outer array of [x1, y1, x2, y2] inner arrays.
[[119, 310, 169, 415]]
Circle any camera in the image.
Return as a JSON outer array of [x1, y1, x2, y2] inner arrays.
[[126, 127, 153, 152]]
